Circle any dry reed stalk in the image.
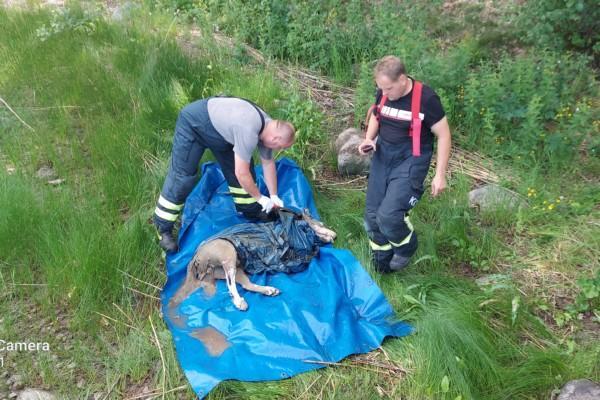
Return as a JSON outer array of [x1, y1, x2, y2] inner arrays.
[[0, 96, 35, 131], [112, 302, 136, 326], [118, 268, 162, 291], [316, 372, 333, 400], [123, 385, 188, 400], [298, 375, 322, 399], [149, 314, 167, 400], [101, 376, 120, 400], [303, 359, 395, 375], [93, 311, 148, 337], [127, 286, 160, 301]]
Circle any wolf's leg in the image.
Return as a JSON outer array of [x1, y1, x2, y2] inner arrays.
[[235, 268, 280, 296], [223, 258, 248, 311]]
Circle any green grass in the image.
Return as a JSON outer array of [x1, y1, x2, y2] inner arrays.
[[314, 174, 598, 399], [1, 2, 598, 399]]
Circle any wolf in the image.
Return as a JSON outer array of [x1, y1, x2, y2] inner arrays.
[[170, 209, 336, 311]]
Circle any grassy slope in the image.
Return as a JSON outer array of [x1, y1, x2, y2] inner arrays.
[[0, 2, 598, 400]]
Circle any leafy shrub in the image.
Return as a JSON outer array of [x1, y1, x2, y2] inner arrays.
[[35, 4, 103, 41], [570, 270, 600, 315], [517, 0, 600, 67], [457, 51, 598, 166], [277, 93, 326, 171]]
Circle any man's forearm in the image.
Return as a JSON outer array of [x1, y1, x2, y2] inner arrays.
[[435, 129, 451, 177], [236, 172, 261, 199], [262, 159, 278, 196], [365, 114, 379, 140]]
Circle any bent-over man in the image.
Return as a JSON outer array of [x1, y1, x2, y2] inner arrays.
[[154, 96, 295, 253]]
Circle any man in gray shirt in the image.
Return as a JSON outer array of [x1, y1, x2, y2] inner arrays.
[[153, 96, 295, 253]]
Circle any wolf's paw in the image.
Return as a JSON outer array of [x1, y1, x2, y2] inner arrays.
[[262, 286, 280, 296], [234, 297, 248, 311]]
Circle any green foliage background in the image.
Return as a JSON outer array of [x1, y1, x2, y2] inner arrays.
[[0, 1, 598, 399], [171, 0, 599, 170]]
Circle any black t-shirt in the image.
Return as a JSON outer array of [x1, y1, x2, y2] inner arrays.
[[373, 78, 445, 147]]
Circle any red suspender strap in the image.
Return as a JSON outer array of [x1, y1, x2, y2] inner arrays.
[[363, 104, 375, 130], [363, 94, 388, 130], [377, 95, 387, 118], [410, 81, 423, 157]]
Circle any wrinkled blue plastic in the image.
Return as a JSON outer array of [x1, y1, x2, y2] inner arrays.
[[162, 158, 412, 399]]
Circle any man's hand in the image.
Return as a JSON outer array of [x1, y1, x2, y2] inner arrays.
[[431, 174, 447, 197], [358, 138, 376, 155], [258, 195, 274, 213], [270, 195, 284, 208]]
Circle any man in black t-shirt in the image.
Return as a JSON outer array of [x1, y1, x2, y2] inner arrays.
[[358, 56, 451, 272]]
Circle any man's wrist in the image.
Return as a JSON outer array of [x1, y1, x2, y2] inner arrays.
[[434, 168, 447, 178], [434, 173, 447, 185]]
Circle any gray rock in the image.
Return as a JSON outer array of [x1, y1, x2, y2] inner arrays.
[[8, 375, 22, 388], [335, 128, 372, 176], [17, 389, 56, 400], [557, 380, 600, 400], [468, 184, 526, 212], [335, 128, 361, 153], [110, 1, 140, 22], [35, 166, 56, 180]]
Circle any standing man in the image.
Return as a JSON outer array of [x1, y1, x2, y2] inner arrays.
[[358, 56, 451, 272], [154, 96, 295, 253]]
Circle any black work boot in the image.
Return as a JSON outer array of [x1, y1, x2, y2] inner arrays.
[[158, 230, 178, 253], [389, 253, 411, 271], [373, 250, 394, 273], [389, 234, 418, 271]]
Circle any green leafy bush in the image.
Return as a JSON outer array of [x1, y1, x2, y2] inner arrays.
[[457, 51, 598, 166], [571, 270, 600, 314], [278, 93, 326, 171], [517, 0, 600, 67]]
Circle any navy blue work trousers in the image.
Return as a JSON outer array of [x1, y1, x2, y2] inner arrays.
[[153, 99, 263, 233], [364, 138, 433, 272]]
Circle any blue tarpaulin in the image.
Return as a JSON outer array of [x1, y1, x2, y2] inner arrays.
[[161, 158, 412, 398]]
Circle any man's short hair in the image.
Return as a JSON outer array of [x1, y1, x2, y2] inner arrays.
[[374, 56, 406, 81], [275, 120, 295, 144]]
